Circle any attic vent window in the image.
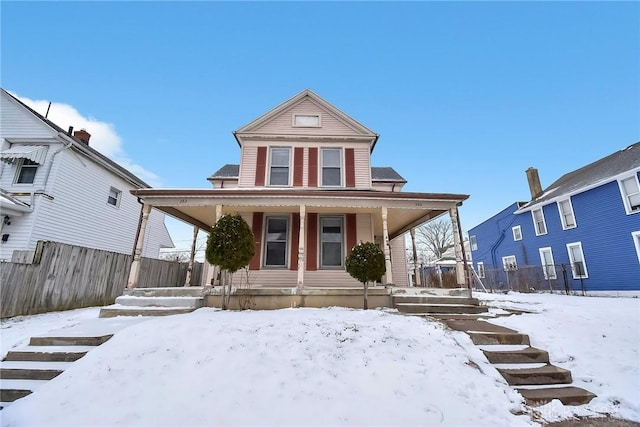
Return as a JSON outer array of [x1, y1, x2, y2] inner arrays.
[[293, 114, 320, 127]]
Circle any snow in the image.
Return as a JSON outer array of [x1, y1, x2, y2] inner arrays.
[[1, 292, 638, 426]]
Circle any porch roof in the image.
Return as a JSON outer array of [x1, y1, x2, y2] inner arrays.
[[130, 188, 469, 240]]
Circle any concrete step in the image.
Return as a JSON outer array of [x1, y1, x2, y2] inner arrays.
[[468, 332, 531, 345], [124, 287, 204, 297], [115, 295, 203, 308], [517, 386, 597, 406], [0, 378, 49, 401], [29, 335, 113, 346], [99, 306, 196, 318], [482, 347, 550, 364], [0, 367, 63, 380], [444, 319, 518, 334], [395, 303, 489, 314], [423, 313, 495, 320], [498, 364, 572, 386], [0, 388, 31, 402], [392, 296, 480, 305], [3, 346, 95, 362]]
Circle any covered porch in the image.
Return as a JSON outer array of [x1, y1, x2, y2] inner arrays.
[[127, 189, 470, 289]]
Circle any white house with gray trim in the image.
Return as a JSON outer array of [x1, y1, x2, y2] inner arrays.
[[0, 89, 173, 262]]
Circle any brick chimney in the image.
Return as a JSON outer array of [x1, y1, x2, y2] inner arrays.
[[74, 129, 91, 145], [526, 167, 543, 199]]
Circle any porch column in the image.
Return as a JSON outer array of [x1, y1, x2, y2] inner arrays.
[[449, 206, 466, 287], [381, 206, 393, 284], [184, 225, 199, 287], [127, 203, 152, 289], [297, 205, 306, 288], [204, 205, 223, 286]]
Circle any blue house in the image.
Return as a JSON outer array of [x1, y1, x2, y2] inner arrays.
[[469, 142, 640, 294]]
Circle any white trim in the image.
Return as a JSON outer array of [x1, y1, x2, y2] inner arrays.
[[632, 231, 640, 264], [319, 215, 345, 268], [267, 147, 292, 187], [470, 235, 478, 251], [512, 225, 522, 241], [566, 242, 588, 279], [107, 187, 122, 208], [557, 198, 577, 229], [13, 158, 39, 185], [476, 261, 485, 278], [320, 147, 343, 187], [618, 173, 640, 215], [538, 247, 556, 279], [532, 208, 547, 236], [292, 113, 321, 128], [502, 255, 517, 271], [263, 215, 290, 268]]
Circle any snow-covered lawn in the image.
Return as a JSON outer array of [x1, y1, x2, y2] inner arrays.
[[0, 292, 638, 426]]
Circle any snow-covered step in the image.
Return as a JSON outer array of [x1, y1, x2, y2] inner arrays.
[[115, 295, 203, 308], [3, 346, 96, 362], [0, 378, 50, 401], [394, 303, 488, 314], [0, 361, 74, 370], [99, 305, 197, 318], [517, 386, 597, 406], [0, 360, 73, 380], [477, 344, 529, 351], [497, 364, 572, 386], [492, 363, 548, 370], [482, 347, 550, 364], [30, 335, 113, 346], [468, 332, 530, 345]]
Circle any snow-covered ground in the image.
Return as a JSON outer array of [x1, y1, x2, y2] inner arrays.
[[0, 292, 638, 426]]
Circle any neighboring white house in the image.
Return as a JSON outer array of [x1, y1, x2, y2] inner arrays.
[[0, 89, 173, 262]]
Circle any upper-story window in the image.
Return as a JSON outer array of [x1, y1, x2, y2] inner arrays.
[[293, 114, 321, 127], [321, 148, 342, 187], [619, 174, 640, 214], [512, 225, 522, 241], [268, 147, 290, 186], [557, 199, 576, 229], [532, 207, 547, 236], [107, 187, 121, 207], [469, 235, 478, 251], [15, 159, 39, 184]]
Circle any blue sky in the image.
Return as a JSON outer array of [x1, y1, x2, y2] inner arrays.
[[2, 1, 638, 251]]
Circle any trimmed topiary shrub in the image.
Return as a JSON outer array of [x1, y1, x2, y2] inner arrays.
[[345, 241, 386, 309]]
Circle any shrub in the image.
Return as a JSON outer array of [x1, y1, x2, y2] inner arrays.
[[345, 242, 386, 309]]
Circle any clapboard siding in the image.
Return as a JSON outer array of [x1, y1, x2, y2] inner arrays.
[[239, 146, 258, 187], [390, 236, 408, 286], [252, 99, 361, 136], [354, 146, 371, 189], [0, 94, 54, 138], [356, 213, 373, 243]]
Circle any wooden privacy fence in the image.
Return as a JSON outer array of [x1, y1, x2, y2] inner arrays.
[[0, 241, 203, 318]]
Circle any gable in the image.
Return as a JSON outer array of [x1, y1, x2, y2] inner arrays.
[[234, 90, 378, 145], [0, 91, 58, 139]]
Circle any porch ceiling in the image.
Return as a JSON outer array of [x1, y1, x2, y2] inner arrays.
[[132, 188, 468, 238]]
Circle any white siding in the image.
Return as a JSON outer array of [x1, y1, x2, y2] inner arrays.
[[1, 94, 55, 139], [354, 146, 371, 189], [142, 209, 173, 258], [239, 146, 257, 187], [356, 213, 373, 243], [390, 235, 408, 286], [252, 99, 361, 136]]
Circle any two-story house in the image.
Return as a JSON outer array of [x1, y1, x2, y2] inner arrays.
[[468, 142, 640, 294], [127, 90, 470, 289], [0, 89, 173, 261]]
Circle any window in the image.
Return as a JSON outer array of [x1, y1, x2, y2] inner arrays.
[[320, 216, 343, 268], [321, 148, 342, 187], [107, 187, 121, 207], [293, 114, 320, 127], [512, 225, 522, 241], [476, 262, 485, 278], [268, 147, 290, 186], [619, 175, 640, 214], [502, 255, 517, 271], [632, 231, 640, 264], [539, 247, 556, 279], [15, 159, 39, 184], [566, 242, 588, 279], [470, 235, 478, 251], [557, 199, 576, 229], [264, 217, 289, 267], [532, 208, 547, 236]]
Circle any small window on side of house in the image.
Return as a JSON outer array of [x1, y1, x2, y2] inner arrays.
[[532, 208, 547, 236], [619, 175, 640, 214], [502, 255, 517, 271], [470, 235, 478, 251], [476, 261, 485, 278], [15, 159, 39, 184], [293, 114, 320, 127], [558, 199, 576, 229], [539, 247, 557, 280], [566, 242, 588, 279], [107, 187, 121, 207], [512, 225, 522, 241]]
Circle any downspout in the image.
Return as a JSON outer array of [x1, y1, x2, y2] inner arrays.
[[489, 215, 518, 269]]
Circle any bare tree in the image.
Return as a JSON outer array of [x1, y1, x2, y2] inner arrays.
[[415, 219, 453, 260], [159, 251, 190, 262]]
